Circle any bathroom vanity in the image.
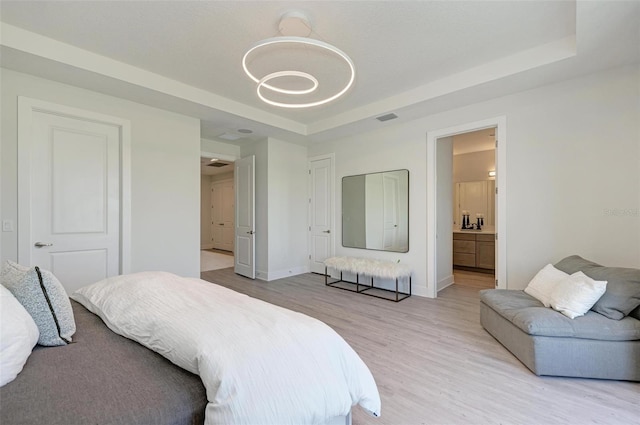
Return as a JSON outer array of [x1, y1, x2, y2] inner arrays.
[[453, 229, 495, 271]]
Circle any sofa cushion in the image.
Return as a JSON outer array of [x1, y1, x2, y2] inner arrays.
[[479, 289, 640, 341], [554, 255, 640, 320]]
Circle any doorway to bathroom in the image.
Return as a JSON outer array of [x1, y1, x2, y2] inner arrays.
[[426, 116, 507, 298], [451, 128, 496, 289]]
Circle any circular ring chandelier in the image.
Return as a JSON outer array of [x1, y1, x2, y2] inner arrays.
[[242, 34, 355, 109]]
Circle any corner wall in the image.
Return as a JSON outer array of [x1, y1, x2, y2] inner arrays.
[[266, 138, 309, 279], [241, 138, 308, 280]]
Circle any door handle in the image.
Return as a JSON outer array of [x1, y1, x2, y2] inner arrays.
[[322, 230, 331, 233], [219, 223, 224, 226], [34, 242, 53, 247], [246, 230, 255, 235]]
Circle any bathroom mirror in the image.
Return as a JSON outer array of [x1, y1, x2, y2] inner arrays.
[[454, 180, 495, 228], [342, 169, 409, 252]]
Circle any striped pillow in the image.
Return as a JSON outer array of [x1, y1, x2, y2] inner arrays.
[[1, 261, 75, 346]]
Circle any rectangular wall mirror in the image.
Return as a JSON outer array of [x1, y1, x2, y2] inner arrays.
[[342, 169, 409, 252]]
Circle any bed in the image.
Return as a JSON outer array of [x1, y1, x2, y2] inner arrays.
[[1, 271, 381, 425], [0, 300, 208, 424]]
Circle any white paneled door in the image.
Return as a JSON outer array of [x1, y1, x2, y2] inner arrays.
[[309, 155, 334, 274], [18, 98, 127, 294], [211, 179, 234, 252], [234, 155, 255, 279]]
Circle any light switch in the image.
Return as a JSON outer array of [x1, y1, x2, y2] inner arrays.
[[2, 220, 14, 232]]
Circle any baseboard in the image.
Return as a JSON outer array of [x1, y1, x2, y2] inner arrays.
[[437, 274, 455, 292], [201, 244, 214, 250], [264, 265, 309, 281]]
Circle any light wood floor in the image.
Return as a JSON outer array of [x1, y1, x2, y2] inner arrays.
[[200, 268, 639, 425], [453, 269, 495, 289]]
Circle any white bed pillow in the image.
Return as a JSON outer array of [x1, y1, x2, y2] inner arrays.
[[0, 284, 39, 387], [524, 264, 569, 307], [548, 271, 607, 319]]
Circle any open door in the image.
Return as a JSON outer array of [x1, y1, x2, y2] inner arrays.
[[234, 155, 255, 279], [308, 155, 334, 274]]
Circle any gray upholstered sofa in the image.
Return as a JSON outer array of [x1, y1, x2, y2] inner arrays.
[[480, 256, 640, 381]]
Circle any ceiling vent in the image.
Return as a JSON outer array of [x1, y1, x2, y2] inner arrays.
[[376, 113, 398, 122], [207, 161, 230, 168]]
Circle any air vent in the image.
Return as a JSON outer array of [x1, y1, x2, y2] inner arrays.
[[376, 113, 398, 122], [207, 161, 229, 168]]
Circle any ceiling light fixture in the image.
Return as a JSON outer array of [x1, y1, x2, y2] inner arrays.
[[242, 11, 355, 109]]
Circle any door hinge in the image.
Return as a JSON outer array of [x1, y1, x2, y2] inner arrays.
[[308, 169, 311, 175], [309, 198, 311, 203], [495, 139, 498, 148], [495, 233, 498, 240], [495, 187, 498, 194], [495, 279, 498, 287], [308, 254, 311, 259], [309, 226, 311, 231]]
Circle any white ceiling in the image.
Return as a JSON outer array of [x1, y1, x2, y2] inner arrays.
[[452, 128, 495, 156], [200, 157, 234, 176], [1, 1, 638, 146]]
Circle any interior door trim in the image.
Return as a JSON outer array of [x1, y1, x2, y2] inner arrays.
[[427, 116, 507, 298], [17, 96, 131, 273]]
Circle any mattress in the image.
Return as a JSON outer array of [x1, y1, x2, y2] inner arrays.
[[0, 301, 208, 425]]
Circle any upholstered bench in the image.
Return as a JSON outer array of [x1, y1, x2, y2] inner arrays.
[[324, 256, 412, 302]]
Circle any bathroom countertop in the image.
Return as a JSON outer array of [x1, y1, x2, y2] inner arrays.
[[453, 226, 495, 235]]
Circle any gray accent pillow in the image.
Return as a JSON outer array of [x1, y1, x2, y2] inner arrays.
[[554, 255, 640, 320], [1, 261, 75, 346]]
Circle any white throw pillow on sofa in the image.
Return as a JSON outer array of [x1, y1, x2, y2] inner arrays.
[[524, 264, 569, 307], [0, 284, 39, 387], [548, 271, 607, 319]]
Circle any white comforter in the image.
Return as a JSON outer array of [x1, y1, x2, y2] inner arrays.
[[72, 272, 381, 424]]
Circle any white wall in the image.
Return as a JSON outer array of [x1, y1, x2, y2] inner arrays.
[[1, 69, 201, 277], [453, 150, 496, 182], [211, 171, 234, 182], [308, 125, 428, 295], [310, 64, 640, 295], [201, 174, 212, 249], [266, 138, 309, 279], [240, 137, 308, 280]]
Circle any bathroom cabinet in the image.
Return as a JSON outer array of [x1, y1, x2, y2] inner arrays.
[[453, 232, 495, 270]]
